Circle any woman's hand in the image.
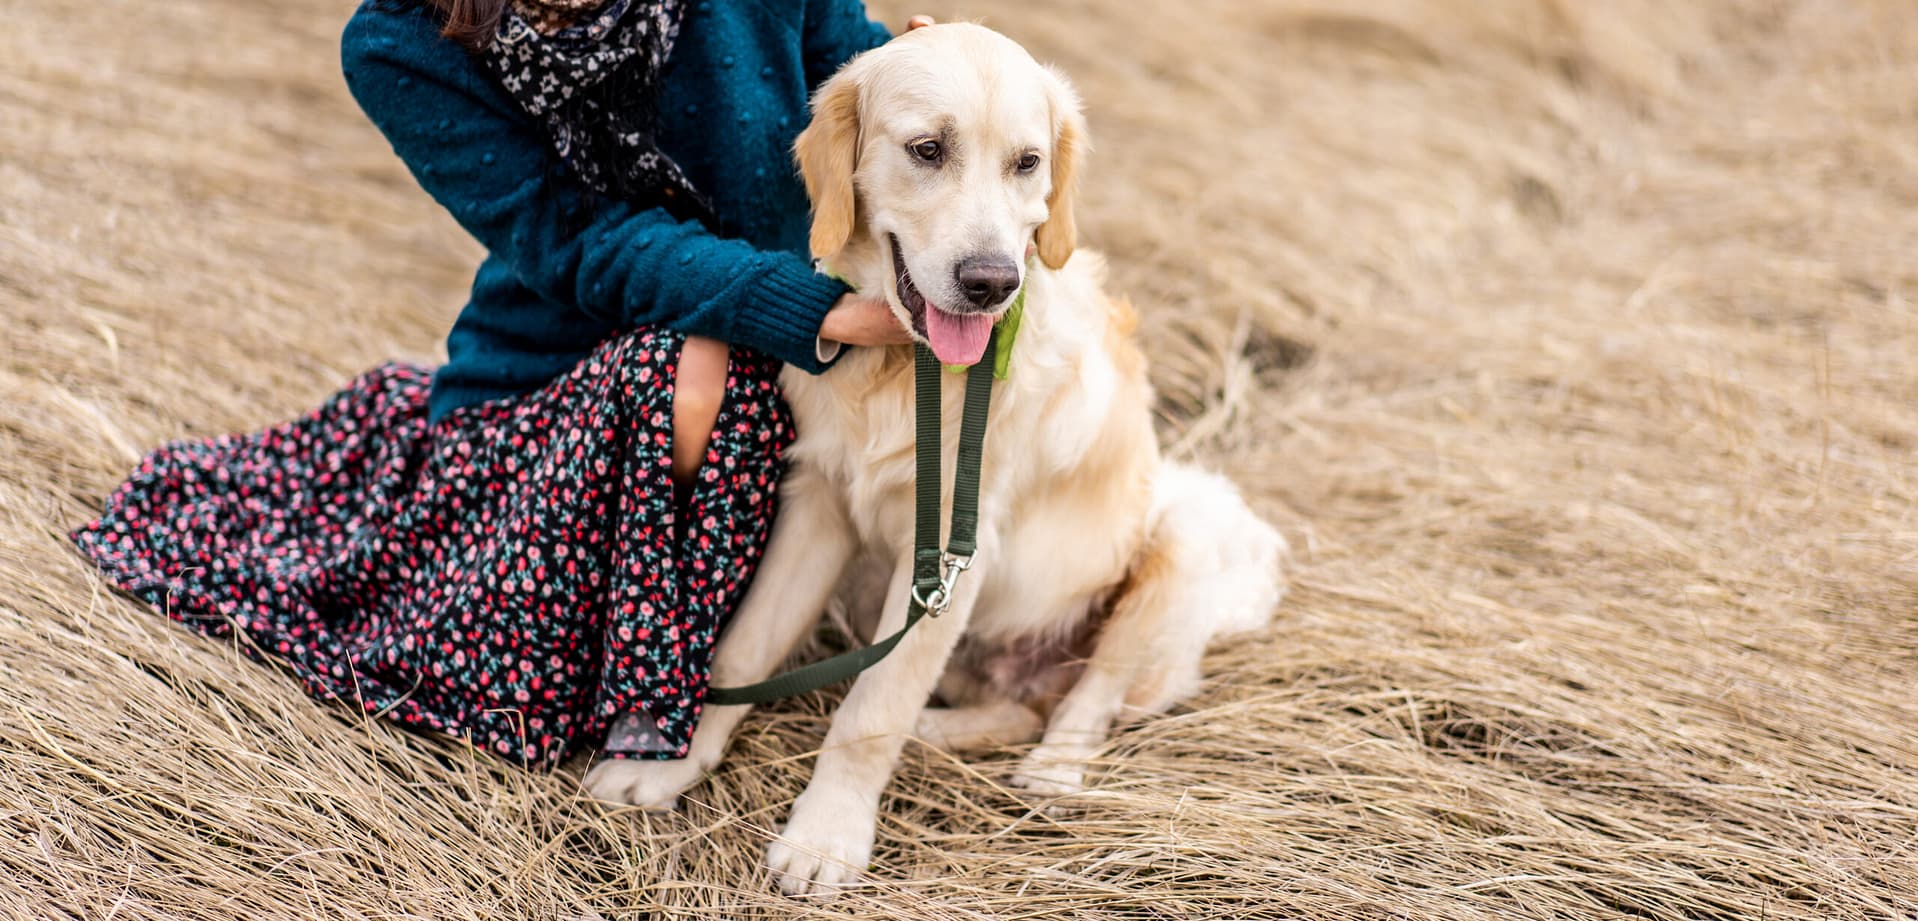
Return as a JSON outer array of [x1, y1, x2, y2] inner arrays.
[[820, 293, 914, 347], [906, 15, 936, 31]]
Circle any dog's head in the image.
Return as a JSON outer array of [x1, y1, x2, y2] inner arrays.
[[795, 23, 1086, 366]]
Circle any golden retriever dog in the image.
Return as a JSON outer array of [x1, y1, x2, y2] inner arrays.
[[584, 23, 1287, 895]]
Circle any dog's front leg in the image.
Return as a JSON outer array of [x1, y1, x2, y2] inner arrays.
[[583, 469, 856, 809], [764, 548, 982, 896]]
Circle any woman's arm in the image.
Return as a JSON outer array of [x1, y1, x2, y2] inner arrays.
[[342, 6, 849, 371]]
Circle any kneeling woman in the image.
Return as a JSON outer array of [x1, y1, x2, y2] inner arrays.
[[71, 0, 924, 767]]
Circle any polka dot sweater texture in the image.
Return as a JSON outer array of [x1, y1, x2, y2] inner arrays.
[[342, 0, 892, 420]]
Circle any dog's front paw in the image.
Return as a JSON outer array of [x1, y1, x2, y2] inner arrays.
[[581, 756, 709, 811], [765, 785, 876, 897], [1012, 745, 1091, 799]]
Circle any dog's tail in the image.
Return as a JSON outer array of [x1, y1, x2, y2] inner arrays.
[[1144, 463, 1288, 641]]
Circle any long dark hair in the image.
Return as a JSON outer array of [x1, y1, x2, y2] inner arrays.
[[425, 0, 509, 49]]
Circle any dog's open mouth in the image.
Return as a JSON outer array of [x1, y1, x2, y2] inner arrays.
[[891, 234, 998, 367]]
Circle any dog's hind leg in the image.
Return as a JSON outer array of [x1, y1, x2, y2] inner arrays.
[[582, 468, 857, 809], [915, 699, 1044, 752], [1011, 557, 1183, 799], [1015, 466, 1285, 800]]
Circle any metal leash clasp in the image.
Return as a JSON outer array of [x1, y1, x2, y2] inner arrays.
[[911, 552, 972, 616]]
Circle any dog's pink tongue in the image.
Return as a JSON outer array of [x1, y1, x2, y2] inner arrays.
[[925, 307, 994, 366]]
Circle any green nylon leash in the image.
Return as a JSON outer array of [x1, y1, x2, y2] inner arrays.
[[704, 330, 999, 706]]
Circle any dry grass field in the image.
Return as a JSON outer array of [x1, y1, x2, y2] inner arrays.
[[4, 0, 1917, 917]]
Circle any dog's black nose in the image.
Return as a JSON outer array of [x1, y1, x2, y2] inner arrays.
[[955, 255, 1020, 309]]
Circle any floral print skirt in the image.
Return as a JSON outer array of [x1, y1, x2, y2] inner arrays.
[[70, 329, 793, 767]]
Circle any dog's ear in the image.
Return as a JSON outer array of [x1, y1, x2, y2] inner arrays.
[[1036, 68, 1087, 271], [795, 70, 862, 262]]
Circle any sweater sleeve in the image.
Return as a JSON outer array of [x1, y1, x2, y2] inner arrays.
[[802, 0, 894, 89], [341, 6, 849, 372]]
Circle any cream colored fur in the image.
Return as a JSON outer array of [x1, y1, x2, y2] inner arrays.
[[582, 24, 1287, 896]]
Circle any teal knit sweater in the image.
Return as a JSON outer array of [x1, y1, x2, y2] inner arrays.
[[340, 1, 891, 420]]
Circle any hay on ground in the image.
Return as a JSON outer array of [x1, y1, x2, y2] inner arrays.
[[2, 0, 1915, 918]]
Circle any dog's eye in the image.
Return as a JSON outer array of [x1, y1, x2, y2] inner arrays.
[[909, 139, 943, 163], [1017, 153, 1041, 173]]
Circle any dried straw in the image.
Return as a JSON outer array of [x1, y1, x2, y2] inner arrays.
[[2, 0, 1914, 917]]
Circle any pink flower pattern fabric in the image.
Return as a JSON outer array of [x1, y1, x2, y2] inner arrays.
[[71, 329, 792, 766]]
